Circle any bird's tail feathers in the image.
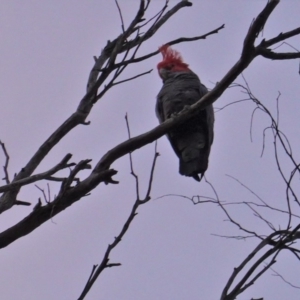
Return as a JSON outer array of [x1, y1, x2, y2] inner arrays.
[[179, 155, 208, 182]]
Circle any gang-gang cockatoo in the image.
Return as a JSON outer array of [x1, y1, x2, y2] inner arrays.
[[156, 45, 214, 181]]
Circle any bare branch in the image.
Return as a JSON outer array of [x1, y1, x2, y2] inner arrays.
[[140, 141, 159, 204], [125, 113, 140, 200], [211, 233, 257, 240], [207, 178, 262, 239], [243, 0, 279, 58], [221, 223, 300, 300], [118, 1, 193, 53], [14, 200, 31, 206], [214, 98, 251, 113], [0, 113, 89, 213], [58, 159, 92, 197], [236, 256, 277, 296], [111, 69, 153, 87], [110, 24, 225, 70], [224, 201, 300, 220], [271, 267, 300, 289], [236, 76, 300, 222], [35, 184, 50, 204], [155, 193, 218, 205], [115, 0, 125, 33], [167, 24, 226, 45], [245, 203, 276, 232], [260, 27, 300, 48], [222, 232, 280, 300], [226, 174, 266, 204], [0, 169, 118, 249], [258, 48, 300, 60], [0, 141, 10, 184], [0, 154, 74, 194]]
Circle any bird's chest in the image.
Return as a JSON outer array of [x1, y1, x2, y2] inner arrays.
[[160, 88, 200, 116]]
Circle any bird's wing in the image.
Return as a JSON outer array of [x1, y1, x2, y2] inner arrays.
[[155, 93, 165, 124]]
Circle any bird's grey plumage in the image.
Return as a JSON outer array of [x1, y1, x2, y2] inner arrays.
[[156, 71, 214, 181]]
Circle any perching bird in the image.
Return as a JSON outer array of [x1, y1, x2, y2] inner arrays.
[[156, 44, 214, 181]]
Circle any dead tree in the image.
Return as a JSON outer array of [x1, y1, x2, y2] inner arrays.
[[0, 0, 300, 299]]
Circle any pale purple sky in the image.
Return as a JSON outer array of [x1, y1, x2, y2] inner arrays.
[[1, 1, 300, 299]]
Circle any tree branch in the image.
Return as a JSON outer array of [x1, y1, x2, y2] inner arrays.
[[109, 24, 225, 70], [260, 27, 300, 48], [242, 0, 279, 58], [0, 154, 75, 193], [258, 48, 300, 60], [0, 169, 117, 249], [220, 220, 300, 300], [0, 141, 10, 184]]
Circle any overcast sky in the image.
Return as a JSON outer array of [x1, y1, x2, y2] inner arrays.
[[1, 1, 300, 299]]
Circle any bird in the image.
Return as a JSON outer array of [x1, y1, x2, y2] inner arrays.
[[156, 44, 214, 181]]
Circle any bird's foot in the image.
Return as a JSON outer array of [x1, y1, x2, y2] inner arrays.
[[170, 105, 191, 118]]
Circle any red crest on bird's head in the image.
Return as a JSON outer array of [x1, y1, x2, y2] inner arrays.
[[157, 44, 189, 73]]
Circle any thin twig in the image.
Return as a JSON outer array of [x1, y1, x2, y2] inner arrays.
[[206, 177, 262, 239], [115, 0, 125, 33], [223, 201, 300, 220], [125, 113, 140, 200], [154, 193, 219, 205], [140, 141, 159, 204], [271, 267, 300, 289], [211, 233, 257, 240], [109, 24, 225, 71], [237, 76, 300, 226], [0, 141, 10, 184], [111, 69, 153, 87], [35, 184, 50, 204], [260, 26, 300, 48], [214, 98, 251, 113]]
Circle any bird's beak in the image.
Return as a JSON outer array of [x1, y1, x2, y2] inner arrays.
[[159, 68, 167, 80]]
